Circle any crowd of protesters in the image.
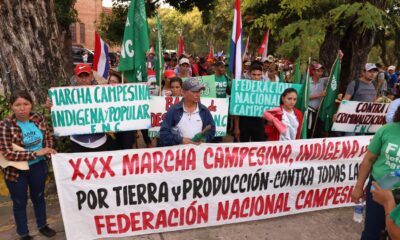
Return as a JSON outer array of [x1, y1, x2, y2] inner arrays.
[[3, 46, 400, 240]]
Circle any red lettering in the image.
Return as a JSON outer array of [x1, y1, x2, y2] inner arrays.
[[165, 96, 174, 110], [69, 158, 84, 181], [325, 187, 335, 205], [155, 210, 167, 228], [164, 150, 174, 172], [99, 156, 115, 178], [168, 208, 179, 227], [240, 197, 250, 217], [217, 201, 229, 221], [105, 215, 117, 234], [152, 151, 164, 173], [130, 212, 142, 231], [142, 212, 155, 230], [117, 214, 130, 233], [122, 154, 139, 175], [151, 113, 162, 127], [295, 190, 305, 210], [94, 215, 105, 235], [85, 157, 99, 180]]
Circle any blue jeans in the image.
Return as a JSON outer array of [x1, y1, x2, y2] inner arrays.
[[361, 176, 386, 240], [5, 160, 48, 237]]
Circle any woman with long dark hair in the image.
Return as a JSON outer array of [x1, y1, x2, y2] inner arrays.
[[0, 90, 57, 240], [264, 88, 303, 141]]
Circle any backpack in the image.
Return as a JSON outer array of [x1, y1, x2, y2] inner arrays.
[[350, 79, 377, 100]]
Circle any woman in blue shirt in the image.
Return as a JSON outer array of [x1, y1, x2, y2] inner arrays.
[[0, 91, 57, 240]]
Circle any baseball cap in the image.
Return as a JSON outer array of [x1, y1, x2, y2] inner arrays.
[[388, 65, 396, 71], [311, 63, 325, 70], [74, 63, 92, 75], [214, 61, 226, 67], [164, 70, 176, 79], [179, 58, 190, 65], [265, 55, 275, 63], [365, 63, 378, 72], [182, 78, 205, 91]]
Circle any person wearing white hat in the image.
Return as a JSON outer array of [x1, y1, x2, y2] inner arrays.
[[176, 57, 192, 78], [343, 63, 378, 102], [387, 65, 398, 91]]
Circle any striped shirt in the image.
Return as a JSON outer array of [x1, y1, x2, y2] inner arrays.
[[0, 112, 53, 181]]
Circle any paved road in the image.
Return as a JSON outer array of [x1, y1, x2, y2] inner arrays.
[[0, 191, 363, 240]]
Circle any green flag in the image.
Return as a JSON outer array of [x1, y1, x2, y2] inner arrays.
[[298, 62, 311, 139], [318, 57, 341, 131], [279, 69, 285, 82], [154, 12, 164, 88], [118, 0, 149, 83], [294, 60, 301, 84]]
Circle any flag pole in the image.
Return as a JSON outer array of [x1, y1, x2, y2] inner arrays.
[[156, 10, 163, 96], [300, 57, 311, 138], [310, 55, 340, 138]]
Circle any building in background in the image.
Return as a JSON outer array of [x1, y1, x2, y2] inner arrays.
[[71, 0, 111, 50]]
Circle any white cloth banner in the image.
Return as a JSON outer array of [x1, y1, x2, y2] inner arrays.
[[48, 84, 151, 136], [149, 96, 229, 137], [52, 136, 370, 240], [332, 100, 389, 133]]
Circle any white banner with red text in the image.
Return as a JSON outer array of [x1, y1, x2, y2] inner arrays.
[[332, 100, 389, 133], [52, 136, 370, 240]]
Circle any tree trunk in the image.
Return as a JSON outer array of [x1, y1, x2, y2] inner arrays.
[[0, 0, 70, 103], [376, 29, 389, 66], [319, 24, 341, 73]]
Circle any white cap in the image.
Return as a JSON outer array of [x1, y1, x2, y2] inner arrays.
[[179, 58, 190, 65], [388, 65, 396, 71], [365, 63, 378, 72]]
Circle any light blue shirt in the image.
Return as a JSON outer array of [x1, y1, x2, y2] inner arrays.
[[386, 98, 400, 123], [16, 120, 45, 165]]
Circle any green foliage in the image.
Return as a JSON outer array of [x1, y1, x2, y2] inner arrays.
[[329, 2, 390, 33], [148, 8, 209, 54], [54, 0, 78, 29], [97, 0, 218, 46], [276, 19, 327, 61]]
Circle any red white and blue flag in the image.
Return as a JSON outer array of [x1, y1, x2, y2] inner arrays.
[[258, 30, 269, 61], [93, 32, 110, 79], [229, 0, 242, 80]]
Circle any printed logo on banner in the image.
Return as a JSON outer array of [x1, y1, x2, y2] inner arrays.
[[48, 84, 151, 136], [332, 100, 389, 133], [331, 76, 337, 91], [229, 79, 302, 117], [149, 96, 229, 137], [52, 136, 370, 240]]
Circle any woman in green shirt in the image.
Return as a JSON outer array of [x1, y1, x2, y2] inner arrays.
[[352, 106, 400, 240]]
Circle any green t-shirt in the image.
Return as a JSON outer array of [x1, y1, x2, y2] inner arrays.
[[368, 123, 400, 181], [215, 74, 229, 98]]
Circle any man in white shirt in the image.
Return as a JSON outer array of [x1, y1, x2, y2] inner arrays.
[[159, 78, 216, 146]]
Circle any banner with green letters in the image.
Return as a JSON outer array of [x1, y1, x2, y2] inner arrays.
[[48, 84, 151, 136], [230, 79, 302, 117]]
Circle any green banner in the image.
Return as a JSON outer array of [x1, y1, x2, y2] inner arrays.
[[229, 79, 302, 117], [118, 0, 149, 83]]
